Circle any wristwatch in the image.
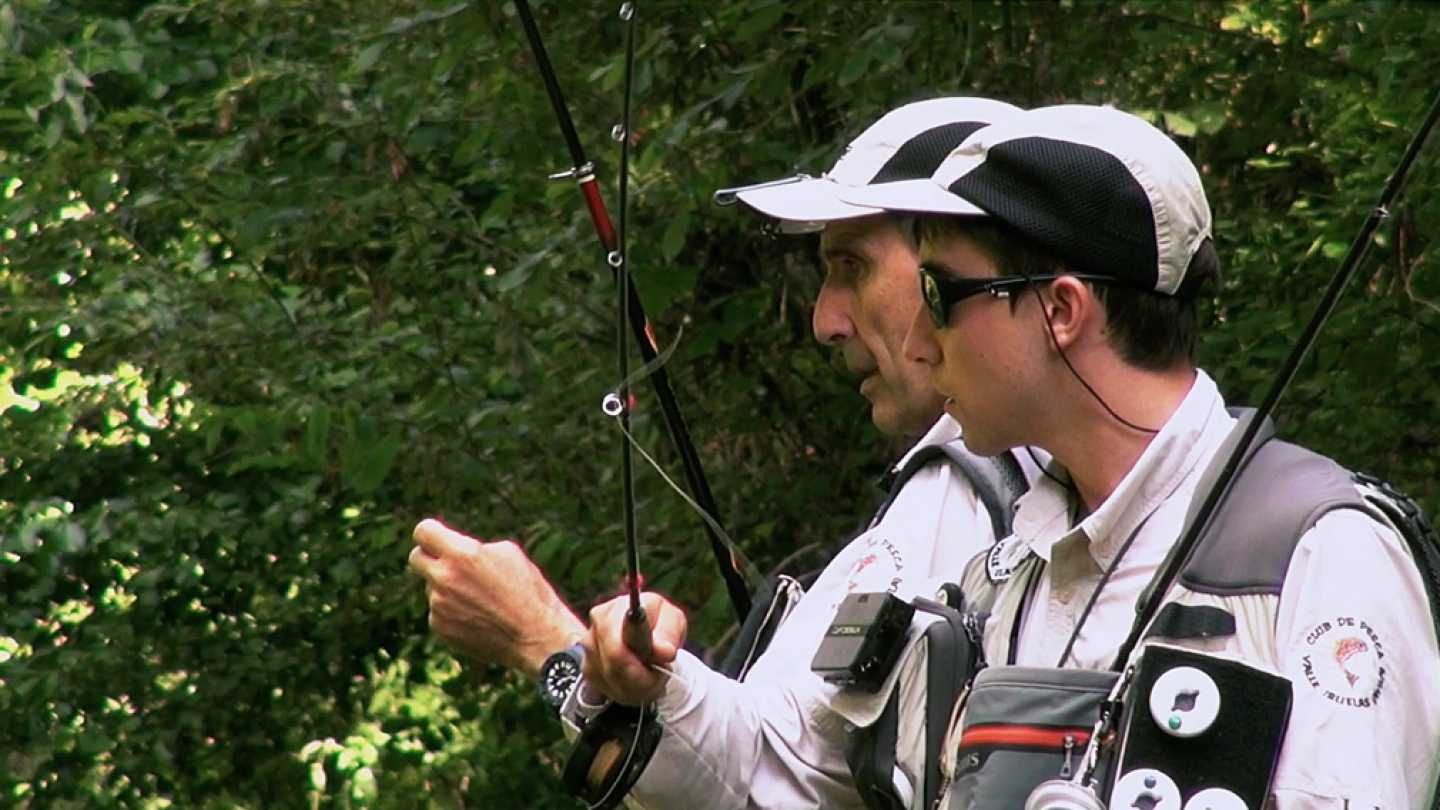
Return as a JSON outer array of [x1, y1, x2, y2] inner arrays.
[[537, 642, 586, 713]]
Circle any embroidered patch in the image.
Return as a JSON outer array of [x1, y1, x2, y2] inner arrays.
[[1298, 616, 1387, 709], [985, 537, 1022, 584], [842, 535, 904, 595]]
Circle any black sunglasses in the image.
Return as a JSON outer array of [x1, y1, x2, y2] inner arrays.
[[918, 266, 1114, 328]]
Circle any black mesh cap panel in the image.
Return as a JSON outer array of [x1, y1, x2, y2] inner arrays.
[[948, 137, 1159, 291], [870, 121, 988, 184]]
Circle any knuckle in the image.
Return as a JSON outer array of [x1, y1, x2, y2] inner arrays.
[[587, 602, 610, 628], [488, 541, 521, 565], [429, 566, 452, 590]]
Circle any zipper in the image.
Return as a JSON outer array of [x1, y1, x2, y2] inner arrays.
[[1059, 734, 1077, 778], [932, 682, 973, 810], [957, 724, 1091, 751]]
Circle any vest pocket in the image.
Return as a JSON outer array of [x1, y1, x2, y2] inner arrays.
[[944, 666, 1117, 810]]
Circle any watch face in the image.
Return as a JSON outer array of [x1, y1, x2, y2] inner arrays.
[[539, 647, 584, 710]]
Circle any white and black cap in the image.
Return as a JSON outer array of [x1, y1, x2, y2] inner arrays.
[[837, 104, 1217, 296], [716, 97, 1023, 234]]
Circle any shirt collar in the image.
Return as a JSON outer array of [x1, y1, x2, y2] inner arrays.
[[875, 415, 961, 494], [1013, 370, 1235, 570]]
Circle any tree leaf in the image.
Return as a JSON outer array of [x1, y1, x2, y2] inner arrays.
[[355, 41, 388, 72], [118, 49, 144, 74]]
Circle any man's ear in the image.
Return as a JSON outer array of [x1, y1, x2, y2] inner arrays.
[[1037, 275, 1099, 351]]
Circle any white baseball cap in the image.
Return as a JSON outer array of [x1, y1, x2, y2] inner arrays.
[[715, 97, 1023, 234]]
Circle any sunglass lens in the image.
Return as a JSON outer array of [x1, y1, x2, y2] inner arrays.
[[922, 272, 946, 327]]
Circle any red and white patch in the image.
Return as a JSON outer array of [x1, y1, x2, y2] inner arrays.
[[840, 535, 905, 595], [1298, 616, 1387, 709]]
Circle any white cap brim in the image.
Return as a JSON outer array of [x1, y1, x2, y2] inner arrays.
[[836, 177, 988, 217], [735, 177, 887, 233]]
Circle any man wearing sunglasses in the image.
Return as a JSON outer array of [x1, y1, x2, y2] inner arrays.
[[415, 98, 1039, 809], [838, 104, 1440, 809]]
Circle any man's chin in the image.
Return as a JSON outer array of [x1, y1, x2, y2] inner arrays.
[[947, 412, 1010, 458], [869, 410, 899, 437], [958, 432, 1005, 458], [864, 396, 901, 437], [857, 373, 880, 399], [869, 400, 940, 440]]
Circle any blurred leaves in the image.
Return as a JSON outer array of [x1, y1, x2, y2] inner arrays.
[[1, 0, 1438, 807]]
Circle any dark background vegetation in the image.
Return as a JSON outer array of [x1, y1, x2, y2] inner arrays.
[[2, 0, 1438, 806]]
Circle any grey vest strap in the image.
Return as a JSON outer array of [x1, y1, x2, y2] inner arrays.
[[1004, 411, 1387, 656], [1125, 409, 1382, 604], [872, 441, 1027, 542], [1179, 436, 1377, 595]]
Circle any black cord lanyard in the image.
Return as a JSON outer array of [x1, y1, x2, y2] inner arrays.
[[1003, 501, 1157, 668]]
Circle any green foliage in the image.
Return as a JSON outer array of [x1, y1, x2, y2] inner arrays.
[[1, 0, 1437, 806]]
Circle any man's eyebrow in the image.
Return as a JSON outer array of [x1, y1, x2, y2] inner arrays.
[[918, 256, 955, 276], [818, 243, 864, 264]]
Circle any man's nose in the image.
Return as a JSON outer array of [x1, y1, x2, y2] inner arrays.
[[812, 282, 855, 346], [902, 304, 940, 366]]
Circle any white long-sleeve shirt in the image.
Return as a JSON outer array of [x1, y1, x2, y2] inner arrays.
[[971, 371, 1440, 809], [588, 416, 1012, 809]]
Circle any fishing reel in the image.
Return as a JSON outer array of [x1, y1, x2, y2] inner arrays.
[[563, 701, 664, 810]]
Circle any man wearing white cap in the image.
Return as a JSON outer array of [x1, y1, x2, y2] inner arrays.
[[417, 98, 1036, 809], [840, 104, 1440, 808]]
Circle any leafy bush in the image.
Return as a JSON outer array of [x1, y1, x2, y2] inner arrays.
[[2, 1, 1437, 806]]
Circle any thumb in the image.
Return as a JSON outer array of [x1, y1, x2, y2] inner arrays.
[[652, 634, 679, 662], [646, 600, 687, 665], [413, 517, 482, 558]]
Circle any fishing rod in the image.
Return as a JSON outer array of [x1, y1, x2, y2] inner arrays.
[[513, 0, 752, 625], [612, 0, 648, 660]]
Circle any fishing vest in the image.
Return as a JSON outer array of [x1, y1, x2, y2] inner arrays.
[[718, 440, 1029, 810], [838, 443, 1028, 810], [941, 418, 1440, 809], [719, 441, 1027, 681]]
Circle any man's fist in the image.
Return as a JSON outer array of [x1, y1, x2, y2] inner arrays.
[[580, 591, 687, 705], [409, 518, 585, 679]]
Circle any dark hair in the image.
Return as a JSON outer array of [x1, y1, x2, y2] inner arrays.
[[914, 215, 1216, 370]]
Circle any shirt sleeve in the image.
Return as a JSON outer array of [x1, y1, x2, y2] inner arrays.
[[613, 461, 995, 810], [1270, 508, 1440, 809], [624, 649, 859, 810]]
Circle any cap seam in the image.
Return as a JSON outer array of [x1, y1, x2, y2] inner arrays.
[[1120, 149, 1174, 295]]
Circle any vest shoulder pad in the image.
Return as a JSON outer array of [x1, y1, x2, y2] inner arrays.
[[1180, 439, 1366, 596], [873, 441, 1028, 541]]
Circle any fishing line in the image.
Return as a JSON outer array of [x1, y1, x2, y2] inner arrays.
[[603, 324, 687, 411], [611, 417, 766, 594], [584, 712, 648, 810]]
